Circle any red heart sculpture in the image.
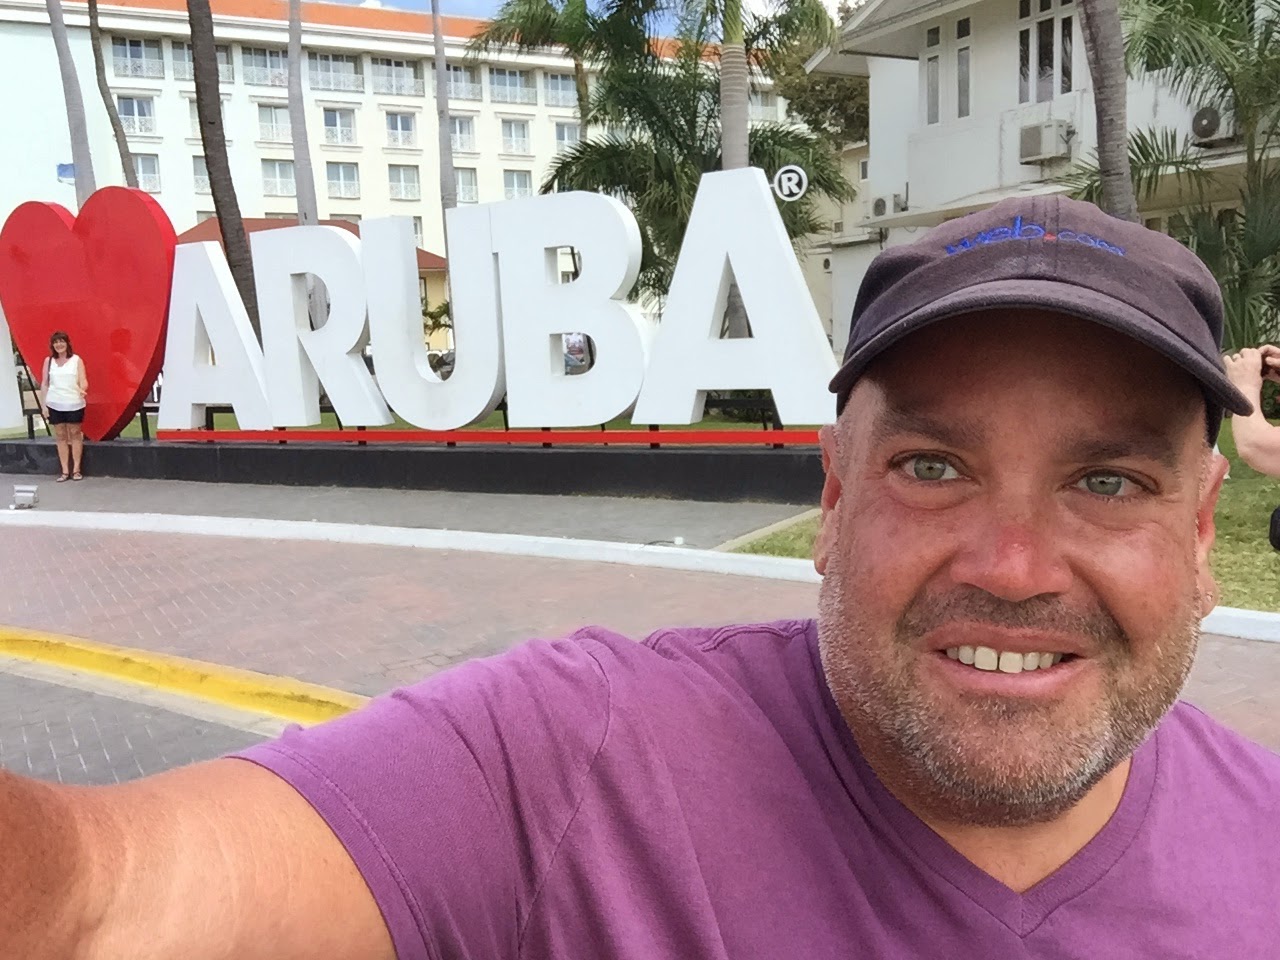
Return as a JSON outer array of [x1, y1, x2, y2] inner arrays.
[[0, 187, 176, 441]]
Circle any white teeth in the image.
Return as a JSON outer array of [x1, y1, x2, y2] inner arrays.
[[997, 651, 1023, 674], [1041, 652, 1058, 669], [958, 645, 976, 665], [1022, 652, 1041, 671], [946, 647, 960, 660], [973, 646, 999, 671]]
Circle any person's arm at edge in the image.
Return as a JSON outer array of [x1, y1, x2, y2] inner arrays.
[[38, 356, 48, 416], [77, 356, 88, 399], [1224, 347, 1280, 477], [0, 758, 395, 960]]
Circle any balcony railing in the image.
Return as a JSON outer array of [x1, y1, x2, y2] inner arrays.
[[264, 177, 296, 197], [328, 181, 360, 199], [545, 87, 577, 108], [387, 129, 417, 147], [244, 65, 288, 87], [324, 127, 357, 145], [194, 174, 210, 194], [450, 134, 475, 153], [310, 71, 364, 93], [259, 122, 291, 143], [389, 182, 421, 201], [113, 56, 164, 79], [120, 115, 156, 135], [137, 173, 162, 193], [174, 62, 233, 82], [457, 183, 479, 203], [504, 184, 532, 200], [447, 80, 483, 101], [491, 85, 537, 105], [556, 138, 579, 154], [373, 74, 424, 95], [502, 137, 531, 155]]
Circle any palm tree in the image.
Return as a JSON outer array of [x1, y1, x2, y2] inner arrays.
[[288, 0, 319, 225], [545, 31, 853, 302], [86, 0, 138, 188], [45, 0, 97, 207], [1078, 0, 1137, 221], [187, 0, 260, 332]]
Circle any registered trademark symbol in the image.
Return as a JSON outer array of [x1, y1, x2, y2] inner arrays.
[[772, 165, 809, 202]]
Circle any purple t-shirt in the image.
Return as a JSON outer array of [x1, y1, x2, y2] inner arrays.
[[237, 619, 1280, 959]]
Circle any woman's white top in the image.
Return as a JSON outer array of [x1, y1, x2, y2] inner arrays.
[[45, 355, 85, 411]]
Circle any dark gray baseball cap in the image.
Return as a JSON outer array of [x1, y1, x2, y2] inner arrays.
[[830, 194, 1252, 438]]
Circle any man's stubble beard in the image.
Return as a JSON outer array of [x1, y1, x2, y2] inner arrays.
[[815, 545, 1201, 829]]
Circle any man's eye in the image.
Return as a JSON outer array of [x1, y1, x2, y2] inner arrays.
[[1078, 473, 1131, 497], [902, 455, 960, 482]]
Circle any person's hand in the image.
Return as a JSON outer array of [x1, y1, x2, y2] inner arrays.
[[1259, 344, 1280, 384], [39, 406, 47, 420], [1224, 348, 1267, 394]]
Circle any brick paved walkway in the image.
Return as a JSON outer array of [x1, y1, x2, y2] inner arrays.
[[0, 671, 262, 785], [2, 525, 1278, 752]]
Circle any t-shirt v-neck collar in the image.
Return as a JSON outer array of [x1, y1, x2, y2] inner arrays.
[[805, 627, 1161, 936]]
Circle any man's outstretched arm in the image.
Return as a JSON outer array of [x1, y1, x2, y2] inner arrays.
[[0, 759, 395, 960], [1224, 347, 1280, 477]]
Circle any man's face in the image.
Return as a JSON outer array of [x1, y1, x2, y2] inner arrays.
[[814, 311, 1226, 827]]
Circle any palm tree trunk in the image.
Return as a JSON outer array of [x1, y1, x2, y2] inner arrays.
[[573, 56, 591, 136], [288, 0, 318, 225], [87, 0, 137, 188], [719, 0, 750, 337], [187, 0, 260, 333], [432, 0, 457, 224], [46, 0, 97, 208], [1079, 0, 1139, 222]]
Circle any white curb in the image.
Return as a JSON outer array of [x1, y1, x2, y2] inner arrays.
[[4, 511, 1278, 643]]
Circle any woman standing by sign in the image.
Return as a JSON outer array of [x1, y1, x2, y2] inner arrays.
[[39, 331, 88, 481]]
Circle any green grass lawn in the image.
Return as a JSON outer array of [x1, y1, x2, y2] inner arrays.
[[736, 419, 1280, 613]]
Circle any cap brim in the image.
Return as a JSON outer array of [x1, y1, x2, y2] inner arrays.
[[831, 277, 1254, 416]]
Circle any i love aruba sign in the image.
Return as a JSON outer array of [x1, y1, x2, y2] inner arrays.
[[0, 169, 837, 443]]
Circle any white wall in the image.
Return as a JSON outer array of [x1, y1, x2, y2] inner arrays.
[[865, 57, 917, 210]]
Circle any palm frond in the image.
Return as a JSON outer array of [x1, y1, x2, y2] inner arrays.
[[1059, 126, 1212, 205]]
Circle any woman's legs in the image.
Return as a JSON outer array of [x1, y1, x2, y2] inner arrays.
[[53, 423, 70, 477], [69, 425, 84, 477]]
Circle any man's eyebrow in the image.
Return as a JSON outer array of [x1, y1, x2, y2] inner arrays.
[[868, 403, 987, 450], [1060, 433, 1184, 470]]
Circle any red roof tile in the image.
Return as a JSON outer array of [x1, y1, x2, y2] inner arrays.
[[178, 217, 447, 271]]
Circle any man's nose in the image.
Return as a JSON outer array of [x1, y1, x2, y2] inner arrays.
[[947, 496, 1073, 603]]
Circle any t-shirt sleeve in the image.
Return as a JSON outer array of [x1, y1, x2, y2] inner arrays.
[[232, 633, 614, 960]]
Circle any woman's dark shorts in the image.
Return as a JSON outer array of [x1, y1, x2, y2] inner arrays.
[[47, 407, 85, 426]]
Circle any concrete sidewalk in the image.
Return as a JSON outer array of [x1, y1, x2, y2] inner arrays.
[[0, 473, 809, 550]]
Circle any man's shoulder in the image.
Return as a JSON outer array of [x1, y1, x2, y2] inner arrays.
[[1160, 701, 1280, 800]]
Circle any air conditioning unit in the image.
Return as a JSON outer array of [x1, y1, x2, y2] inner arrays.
[[872, 196, 888, 217], [892, 193, 908, 213], [1019, 119, 1071, 163], [1191, 104, 1237, 146]]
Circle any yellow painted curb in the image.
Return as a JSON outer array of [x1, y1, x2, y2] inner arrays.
[[0, 626, 367, 726]]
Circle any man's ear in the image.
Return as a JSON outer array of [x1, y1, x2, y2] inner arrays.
[[1195, 448, 1231, 617], [814, 425, 843, 576]]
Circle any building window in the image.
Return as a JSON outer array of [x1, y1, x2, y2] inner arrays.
[[327, 161, 360, 199], [173, 41, 232, 81], [545, 72, 576, 107], [132, 154, 161, 192], [372, 57, 423, 95], [262, 158, 296, 197], [501, 118, 531, 154], [386, 112, 416, 147], [446, 64, 482, 101], [242, 47, 288, 87], [490, 68, 536, 104], [926, 56, 940, 124], [957, 17, 971, 39], [116, 96, 156, 135], [112, 37, 163, 78], [1019, 0, 1074, 103], [503, 169, 533, 200], [412, 215, 424, 246], [456, 167, 479, 203], [957, 46, 971, 118], [555, 121, 580, 152], [309, 52, 363, 92], [450, 115, 475, 152], [749, 90, 779, 122], [858, 158, 869, 180], [323, 108, 357, 145], [388, 164, 421, 201], [192, 156, 210, 194], [257, 103, 291, 142]]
